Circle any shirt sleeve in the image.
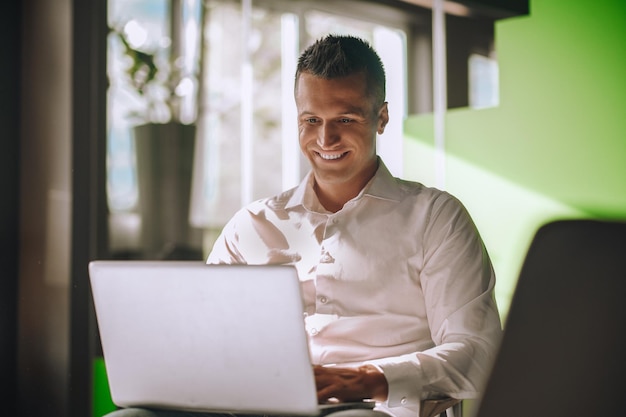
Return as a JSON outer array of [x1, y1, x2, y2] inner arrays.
[[367, 193, 502, 408], [206, 205, 302, 265], [206, 211, 247, 264]]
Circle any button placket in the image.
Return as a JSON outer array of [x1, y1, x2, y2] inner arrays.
[[315, 216, 339, 314], [320, 216, 338, 264], [319, 251, 335, 264]]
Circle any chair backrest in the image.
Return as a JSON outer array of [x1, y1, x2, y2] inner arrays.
[[473, 219, 626, 417]]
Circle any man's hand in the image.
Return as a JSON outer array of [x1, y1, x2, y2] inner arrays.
[[314, 364, 389, 403]]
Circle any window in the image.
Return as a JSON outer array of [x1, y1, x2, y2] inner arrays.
[[105, 0, 514, 256], [469, 53, 499, 109], [189, 0, 409, 240], [106, 0, 203, 256]]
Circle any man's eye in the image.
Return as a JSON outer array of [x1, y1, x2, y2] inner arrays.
[[339, 118, 352, 123], [306, 118, 318, 123]]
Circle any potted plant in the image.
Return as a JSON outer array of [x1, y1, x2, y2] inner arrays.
[[110, 13, 202, 260]]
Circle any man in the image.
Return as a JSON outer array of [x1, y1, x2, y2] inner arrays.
[[107, 34, 502, 417]]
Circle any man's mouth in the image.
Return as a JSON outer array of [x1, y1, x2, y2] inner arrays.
[[317, 151, 348, 160]]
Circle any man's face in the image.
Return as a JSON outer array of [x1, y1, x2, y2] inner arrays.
[[295, 71, 389, 188]]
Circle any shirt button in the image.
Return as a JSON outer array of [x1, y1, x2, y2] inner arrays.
[[319, 296, 328, 304], [320, 252, 335, 263], [400, 397, 407, 405], [310, 328, 318, 335]]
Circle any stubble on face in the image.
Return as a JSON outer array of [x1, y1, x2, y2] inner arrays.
[[295, 72, 388, 210]]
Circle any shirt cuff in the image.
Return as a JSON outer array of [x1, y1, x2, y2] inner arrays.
[[365, 357, 426, 408]]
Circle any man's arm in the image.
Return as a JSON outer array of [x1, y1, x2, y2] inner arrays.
[[367, 194, 502, 407]]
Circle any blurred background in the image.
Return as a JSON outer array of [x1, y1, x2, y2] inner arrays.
[[2, 0, 624, 416]]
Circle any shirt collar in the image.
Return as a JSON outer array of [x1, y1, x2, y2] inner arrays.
[[285, 157, 404, 210], [364, 158, 404, 201]]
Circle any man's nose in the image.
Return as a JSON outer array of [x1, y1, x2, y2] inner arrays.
[[317, 123, 339, 148]]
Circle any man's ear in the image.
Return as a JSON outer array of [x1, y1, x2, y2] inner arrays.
[[377, 102, 389, 134]]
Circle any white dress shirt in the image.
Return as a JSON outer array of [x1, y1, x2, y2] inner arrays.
[[207, 159, 502, 417]]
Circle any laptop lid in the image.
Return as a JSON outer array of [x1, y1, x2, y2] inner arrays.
[[89, 261, 322, 415]]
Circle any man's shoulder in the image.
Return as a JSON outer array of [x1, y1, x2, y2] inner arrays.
[[387, 178, 471, 220], [239, 186, 299, 215], [392, 177, 455, 202]]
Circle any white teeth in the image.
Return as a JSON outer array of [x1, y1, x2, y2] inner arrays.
[[320, 153, 344, 160]]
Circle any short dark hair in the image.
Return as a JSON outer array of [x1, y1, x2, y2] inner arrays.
[[295, 34, 386, 107]]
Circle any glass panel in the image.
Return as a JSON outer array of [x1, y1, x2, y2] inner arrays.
[[107, 0, 203, 258], [192, 2, 407, 241], [469, 53, 499, 109], [107, 0, 169, 255], [108, 0, 408, 256]]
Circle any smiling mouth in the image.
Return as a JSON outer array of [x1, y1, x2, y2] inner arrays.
[[317, 151, 348, 160]]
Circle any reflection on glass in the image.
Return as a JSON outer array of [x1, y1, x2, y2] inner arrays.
[[107, 0, 407, 256], [107, 0, 202, 258], [190, 1, 407, 243], [469, 53, 499, 109]]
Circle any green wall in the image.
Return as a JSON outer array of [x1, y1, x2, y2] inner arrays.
[[403, 0, 626, 316]]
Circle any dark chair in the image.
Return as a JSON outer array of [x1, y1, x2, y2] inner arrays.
[[472, 219, 626, 417], [421, 397, 462, 417]]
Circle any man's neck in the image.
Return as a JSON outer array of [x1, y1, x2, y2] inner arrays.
[[313, 169, 378, 213], [314, 182, 357, 213]]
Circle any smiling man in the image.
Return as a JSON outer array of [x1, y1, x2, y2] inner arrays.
[[107, 35, 502, 417], [207, 35, 503, 417]]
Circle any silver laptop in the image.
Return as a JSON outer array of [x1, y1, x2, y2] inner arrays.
[[89, 261, 375, 416]]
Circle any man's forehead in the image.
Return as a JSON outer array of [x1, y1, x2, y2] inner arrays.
[[297, 102, 368, 116]]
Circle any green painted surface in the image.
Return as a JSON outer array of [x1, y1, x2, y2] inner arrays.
[[93, 357, 117, 417], [403, 0, 626, 317]]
